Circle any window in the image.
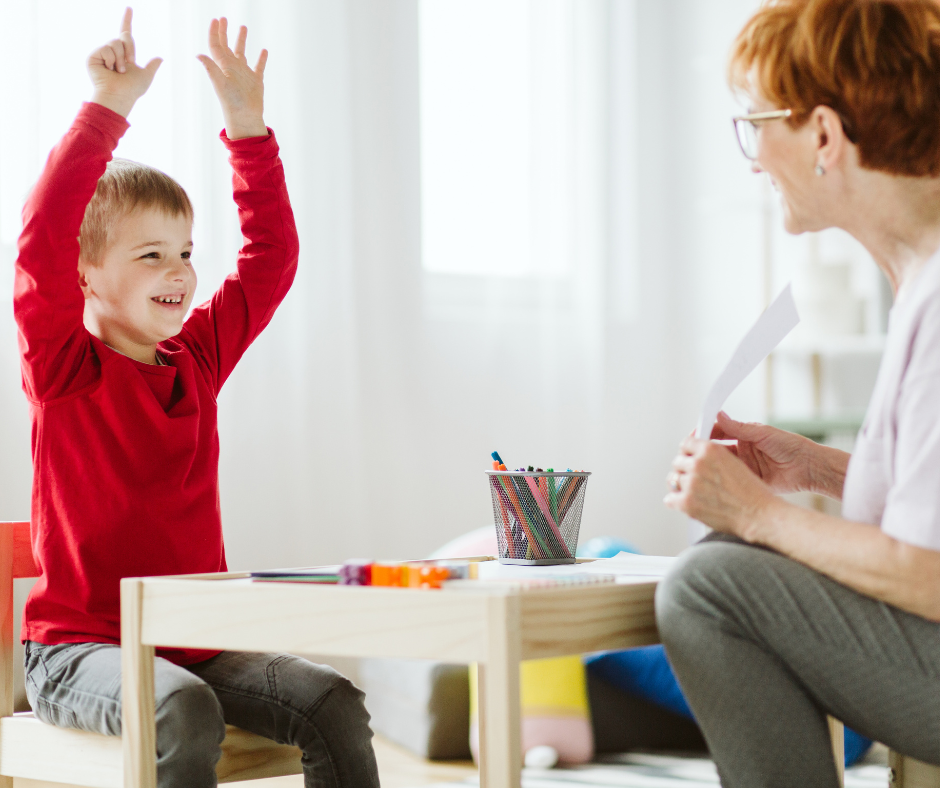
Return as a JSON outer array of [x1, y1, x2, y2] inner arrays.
[[419, 0, 589, 279]]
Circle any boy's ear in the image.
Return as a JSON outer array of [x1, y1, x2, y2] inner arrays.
[[77, 262, 93, 300]]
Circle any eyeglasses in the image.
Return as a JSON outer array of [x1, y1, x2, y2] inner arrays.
[[732, 109, 792, 160]]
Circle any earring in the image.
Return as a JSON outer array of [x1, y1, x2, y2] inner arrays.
[[815, 164, 825, 176]]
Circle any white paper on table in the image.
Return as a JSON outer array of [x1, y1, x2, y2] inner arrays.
[[695, 284, 800, 440], [475, 552, 676, 584]]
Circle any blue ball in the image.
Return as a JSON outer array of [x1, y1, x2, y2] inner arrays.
[[577, 536, 641, 558]]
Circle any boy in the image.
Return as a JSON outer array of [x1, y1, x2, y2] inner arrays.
[[14, 9, 379, 787]]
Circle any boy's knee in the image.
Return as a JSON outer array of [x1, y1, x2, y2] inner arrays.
[[322, 675, 370, 725], [305, 675, 374, 751], [270, 656, 368, 722], [156, 680, 225, 763]]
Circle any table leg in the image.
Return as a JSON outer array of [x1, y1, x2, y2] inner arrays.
[[478, 594, 522, 788], [121, 578, 157, 788]]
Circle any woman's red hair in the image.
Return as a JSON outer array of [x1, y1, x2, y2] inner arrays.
[[729, 0, 940, 176]]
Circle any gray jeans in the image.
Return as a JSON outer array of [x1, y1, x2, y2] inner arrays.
[[24, 642, 379, 788], [655, 538, 940, 788]]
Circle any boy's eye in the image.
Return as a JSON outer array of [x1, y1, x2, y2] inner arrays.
[[140, 251, 160, 260], [182, 251, 192, 260]]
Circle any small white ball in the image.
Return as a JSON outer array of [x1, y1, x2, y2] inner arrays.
[[524, 745, 559, 769]]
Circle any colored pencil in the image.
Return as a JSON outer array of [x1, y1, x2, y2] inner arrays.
[[524, 477, 571, 558], [491, 477, 518, 559], [498, 475, 545, 559], [510, 476, 554, 557], [508, 476, 552, 558], [547, 471, 559, 523], [558, 475, 586, 520]]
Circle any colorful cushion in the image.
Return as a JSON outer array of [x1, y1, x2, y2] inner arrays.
[[470, 655, 594, 765]]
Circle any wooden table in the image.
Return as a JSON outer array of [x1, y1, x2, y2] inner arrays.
[[119, 573, 660, 788]]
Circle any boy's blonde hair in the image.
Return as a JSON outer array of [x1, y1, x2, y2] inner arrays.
[[78, 159, 194, 265]]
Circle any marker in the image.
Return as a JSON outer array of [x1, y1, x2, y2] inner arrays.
[[547, 469, 559, 522], [491, 451, 505, 465]]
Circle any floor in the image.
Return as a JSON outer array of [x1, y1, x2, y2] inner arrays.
[[245, 739, 892, 788], [247, 734, 477, 788]]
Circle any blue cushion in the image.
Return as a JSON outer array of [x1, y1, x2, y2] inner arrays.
[[585, 645, 872, 767], [577, 536, 641, 559]]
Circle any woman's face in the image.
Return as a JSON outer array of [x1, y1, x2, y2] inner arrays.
[[748, 96, 830, 235]]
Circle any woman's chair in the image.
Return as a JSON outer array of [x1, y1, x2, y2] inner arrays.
[[829, 719, 940, 787], [0, 520, 303, 787], [887, 750, 940, 787]]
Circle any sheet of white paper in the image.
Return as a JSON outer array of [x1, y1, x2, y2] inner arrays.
[[695, 284, 800, 440], [475, 552, 676, 583]]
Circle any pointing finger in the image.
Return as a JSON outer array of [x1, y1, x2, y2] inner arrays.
[[233, 25, 247, 60], [120, 6, 133, 35], [120, 30, 136, 65]]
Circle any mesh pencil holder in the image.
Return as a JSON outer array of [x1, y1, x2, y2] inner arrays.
[[486, 471, 591, 565]]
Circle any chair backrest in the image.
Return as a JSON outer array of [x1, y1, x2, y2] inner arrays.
[[0, 521, 37, 723], [3, 521, 38, 579]]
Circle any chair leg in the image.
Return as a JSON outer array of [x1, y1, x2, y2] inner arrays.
[[828, 716, 844, 788], [0, 525, 14, 788]]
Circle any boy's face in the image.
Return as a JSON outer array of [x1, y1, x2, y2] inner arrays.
[[79, 207, 197, 359]]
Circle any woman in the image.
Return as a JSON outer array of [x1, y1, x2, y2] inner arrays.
[[660, 1, 940, 786]]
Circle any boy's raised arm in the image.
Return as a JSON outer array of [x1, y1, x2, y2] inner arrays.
[[15, 8, 160, 401], [182, 19, 299, 391]]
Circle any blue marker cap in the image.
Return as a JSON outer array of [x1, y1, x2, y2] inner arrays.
[[491, 451, 504, 465]]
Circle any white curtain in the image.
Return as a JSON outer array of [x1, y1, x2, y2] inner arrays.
[[0, 0, 773, 570]]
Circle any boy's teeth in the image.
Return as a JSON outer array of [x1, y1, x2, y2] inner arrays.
[[155, 296, 182, 303]]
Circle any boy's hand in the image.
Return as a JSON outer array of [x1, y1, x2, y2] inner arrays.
[[197, 18, 268, 140], [87, 8, 162, 118]]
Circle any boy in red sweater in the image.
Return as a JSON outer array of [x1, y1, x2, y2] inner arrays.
[[14, 9, 379, 787]]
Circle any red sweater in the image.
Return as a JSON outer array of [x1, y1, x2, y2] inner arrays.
[[14, 102, 299, 664]]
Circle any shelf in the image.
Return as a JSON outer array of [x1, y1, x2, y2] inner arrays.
[[768, 416, 865, 441], [774, 335, 886, 356]]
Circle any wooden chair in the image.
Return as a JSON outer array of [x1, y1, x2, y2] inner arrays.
[[830, 717, 940, 787], [0, 520, 303, 787]]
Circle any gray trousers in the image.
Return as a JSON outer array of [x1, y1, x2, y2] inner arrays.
[[24, 642, 380, 788], [655, 538, 940, 788]]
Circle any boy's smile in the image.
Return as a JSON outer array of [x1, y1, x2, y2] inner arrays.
[[79, 207, 196, 363]]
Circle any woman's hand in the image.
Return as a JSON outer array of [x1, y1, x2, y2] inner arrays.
[[664, 435, 778, 538], [709, 411, 816, 494], [197, 18, 268, 140], [88, 7, 163, 118]]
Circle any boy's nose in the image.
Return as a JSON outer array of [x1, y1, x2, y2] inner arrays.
[[167, 260, 190, 280]]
